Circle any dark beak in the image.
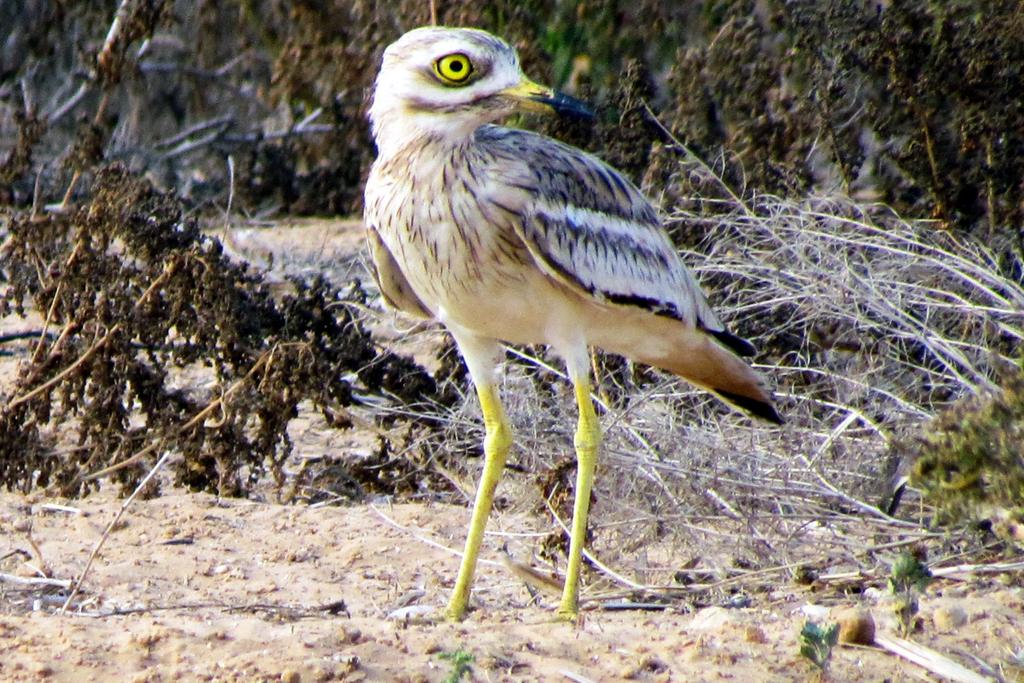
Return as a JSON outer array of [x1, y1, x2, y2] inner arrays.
[[502, 78, 595, 120], [527, 91, 595, 120]]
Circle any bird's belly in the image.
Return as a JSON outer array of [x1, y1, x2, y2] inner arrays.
[[395, 246, 565, 345], [436, 271, 582, 346]]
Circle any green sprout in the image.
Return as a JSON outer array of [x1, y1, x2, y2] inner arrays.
[[799, 621, 839, 674], [439, 649, 475, 683], [888, 552, 933, 595], [889, 552, 933, 636]]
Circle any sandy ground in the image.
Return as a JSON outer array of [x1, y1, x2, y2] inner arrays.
[[1, 488, 1022, 682], [2, 219, 1022, 682]]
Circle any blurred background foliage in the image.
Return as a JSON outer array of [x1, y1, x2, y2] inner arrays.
[[1, 0, 1022, 242]]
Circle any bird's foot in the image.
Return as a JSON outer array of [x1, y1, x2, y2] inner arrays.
[[555, 603, 580, 624], [443, 606, 466, 623], [443, 594, 470, 622]]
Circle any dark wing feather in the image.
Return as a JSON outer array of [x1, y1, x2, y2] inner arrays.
[[478, 126, 724, 332]]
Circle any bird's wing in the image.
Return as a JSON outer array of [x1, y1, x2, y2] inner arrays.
[[479, 127, 752, 354], [365, 223, 433, 319]]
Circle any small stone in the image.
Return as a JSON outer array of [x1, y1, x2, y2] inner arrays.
[[640, 654, 668, 673], [933, 604, 967, 631], [800, 603, 830, 621], [620, 665, 640, 680], [335, 654, 360, 673], [131, 628, 165, 649], [336, 626, 361, 645], [476, 654, 498, 670], [744, 625, 767, 644], [834, 607, 876, 645], [280, 670, 300, 683], [863, 587, 886, 602]]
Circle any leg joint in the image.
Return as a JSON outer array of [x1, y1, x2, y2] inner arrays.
[[485, 417, 513, 457]]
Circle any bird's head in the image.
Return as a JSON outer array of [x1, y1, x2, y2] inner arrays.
[[368, 27, 591, 153]]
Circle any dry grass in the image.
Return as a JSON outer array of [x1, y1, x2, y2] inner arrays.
[[372, 191, 1024, 598]]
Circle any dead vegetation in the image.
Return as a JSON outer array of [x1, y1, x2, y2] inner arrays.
[[0, 164, 452, 498]]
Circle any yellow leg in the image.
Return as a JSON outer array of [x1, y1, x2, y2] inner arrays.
[[445, 382, 512, 621], [557, 378, 601, 621]]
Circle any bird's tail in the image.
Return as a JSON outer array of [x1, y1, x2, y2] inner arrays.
[[638, 332, 783, 425]]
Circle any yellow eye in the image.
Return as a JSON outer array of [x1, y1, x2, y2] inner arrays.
[[434, 53, 473, 84]]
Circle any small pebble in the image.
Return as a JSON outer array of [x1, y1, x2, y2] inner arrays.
[[744, 625, 767, 644], [336, 626, 361, 645], [933, 604, 967, 631], [800, 603, 830, 621], [335, 654, 359, 673], [834, 607, 876, 645]]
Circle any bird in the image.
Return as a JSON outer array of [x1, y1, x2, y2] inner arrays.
[[363, 26, 782, 622]]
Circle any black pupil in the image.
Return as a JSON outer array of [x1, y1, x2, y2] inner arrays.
[[449, 60, 463, 73]]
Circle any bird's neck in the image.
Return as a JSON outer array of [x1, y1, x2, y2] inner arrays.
[[369, 101, 483, 162], [370, 118, 479, 175]]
